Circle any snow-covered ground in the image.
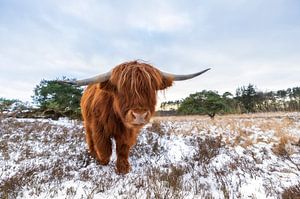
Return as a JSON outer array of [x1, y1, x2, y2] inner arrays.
[[0, 112, 299, 198]]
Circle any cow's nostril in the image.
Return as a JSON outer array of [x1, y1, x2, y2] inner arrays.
[[130, 111, 136, 119], [142, 111, 149, 119]]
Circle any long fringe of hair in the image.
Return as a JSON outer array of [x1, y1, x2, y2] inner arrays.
[[110, 61, 163, 99]]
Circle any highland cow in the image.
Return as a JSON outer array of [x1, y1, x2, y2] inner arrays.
[[65, 60, 210, 174]]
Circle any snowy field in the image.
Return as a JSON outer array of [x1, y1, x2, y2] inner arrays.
[[0, 112, 300, 198]]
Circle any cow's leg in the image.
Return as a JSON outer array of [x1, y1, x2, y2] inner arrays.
[[85, 124, 97, 158], [92, 127, 112, 165], [115, 139, 131, 174], [115, 130, 138, 174]]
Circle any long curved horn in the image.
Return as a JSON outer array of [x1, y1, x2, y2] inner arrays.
[[161, 68, 211, 81], [60, 71, 111, 86]]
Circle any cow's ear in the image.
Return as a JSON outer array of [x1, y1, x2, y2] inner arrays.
[[99, 80, 117, 93], [159, 76, 173, 90]]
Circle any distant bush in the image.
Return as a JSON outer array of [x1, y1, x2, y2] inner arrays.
[[0, 98, 33, 117], [177, 90, 231, 119], [0, 98, 19, 113]]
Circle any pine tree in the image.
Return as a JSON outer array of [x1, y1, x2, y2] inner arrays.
[[32, 78, 83, 119]]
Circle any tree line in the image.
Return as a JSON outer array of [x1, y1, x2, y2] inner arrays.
[[160, 84, 300, 118], [0, 79, 299, 119]]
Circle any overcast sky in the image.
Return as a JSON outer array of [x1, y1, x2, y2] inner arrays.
[[1, 0, 300, 104]]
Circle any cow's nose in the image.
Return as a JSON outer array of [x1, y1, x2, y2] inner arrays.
[[130, 110, 149, 124]]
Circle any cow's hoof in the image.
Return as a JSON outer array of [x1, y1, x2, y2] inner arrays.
[[99, 158, 110, 165], [116, 160, 131, 174], [95, 155, 110, 165]]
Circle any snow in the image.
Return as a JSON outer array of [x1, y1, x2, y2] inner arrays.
[[0, 112, 300, 198], [240, 178, 266, 198]]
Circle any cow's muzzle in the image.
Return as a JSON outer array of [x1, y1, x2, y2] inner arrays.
[[128, 110, 150, 125]]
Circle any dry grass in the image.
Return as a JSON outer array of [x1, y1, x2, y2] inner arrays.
[[154, 111, 296, 121], [272, 136, 297, 156], [155, 112, 300, 151], [146, 120, 165, 136]]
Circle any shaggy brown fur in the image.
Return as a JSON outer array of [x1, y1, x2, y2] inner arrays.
[[81, 61, 173, 174]]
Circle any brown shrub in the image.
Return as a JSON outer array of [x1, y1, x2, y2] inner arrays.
[[282, 183, 300, 199], [193, 135, 223, 165]]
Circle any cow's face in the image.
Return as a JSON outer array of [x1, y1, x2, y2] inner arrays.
[[100, 62, 173, 129]]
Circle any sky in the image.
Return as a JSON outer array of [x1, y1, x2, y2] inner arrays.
[[0, 0, 300, 104]]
